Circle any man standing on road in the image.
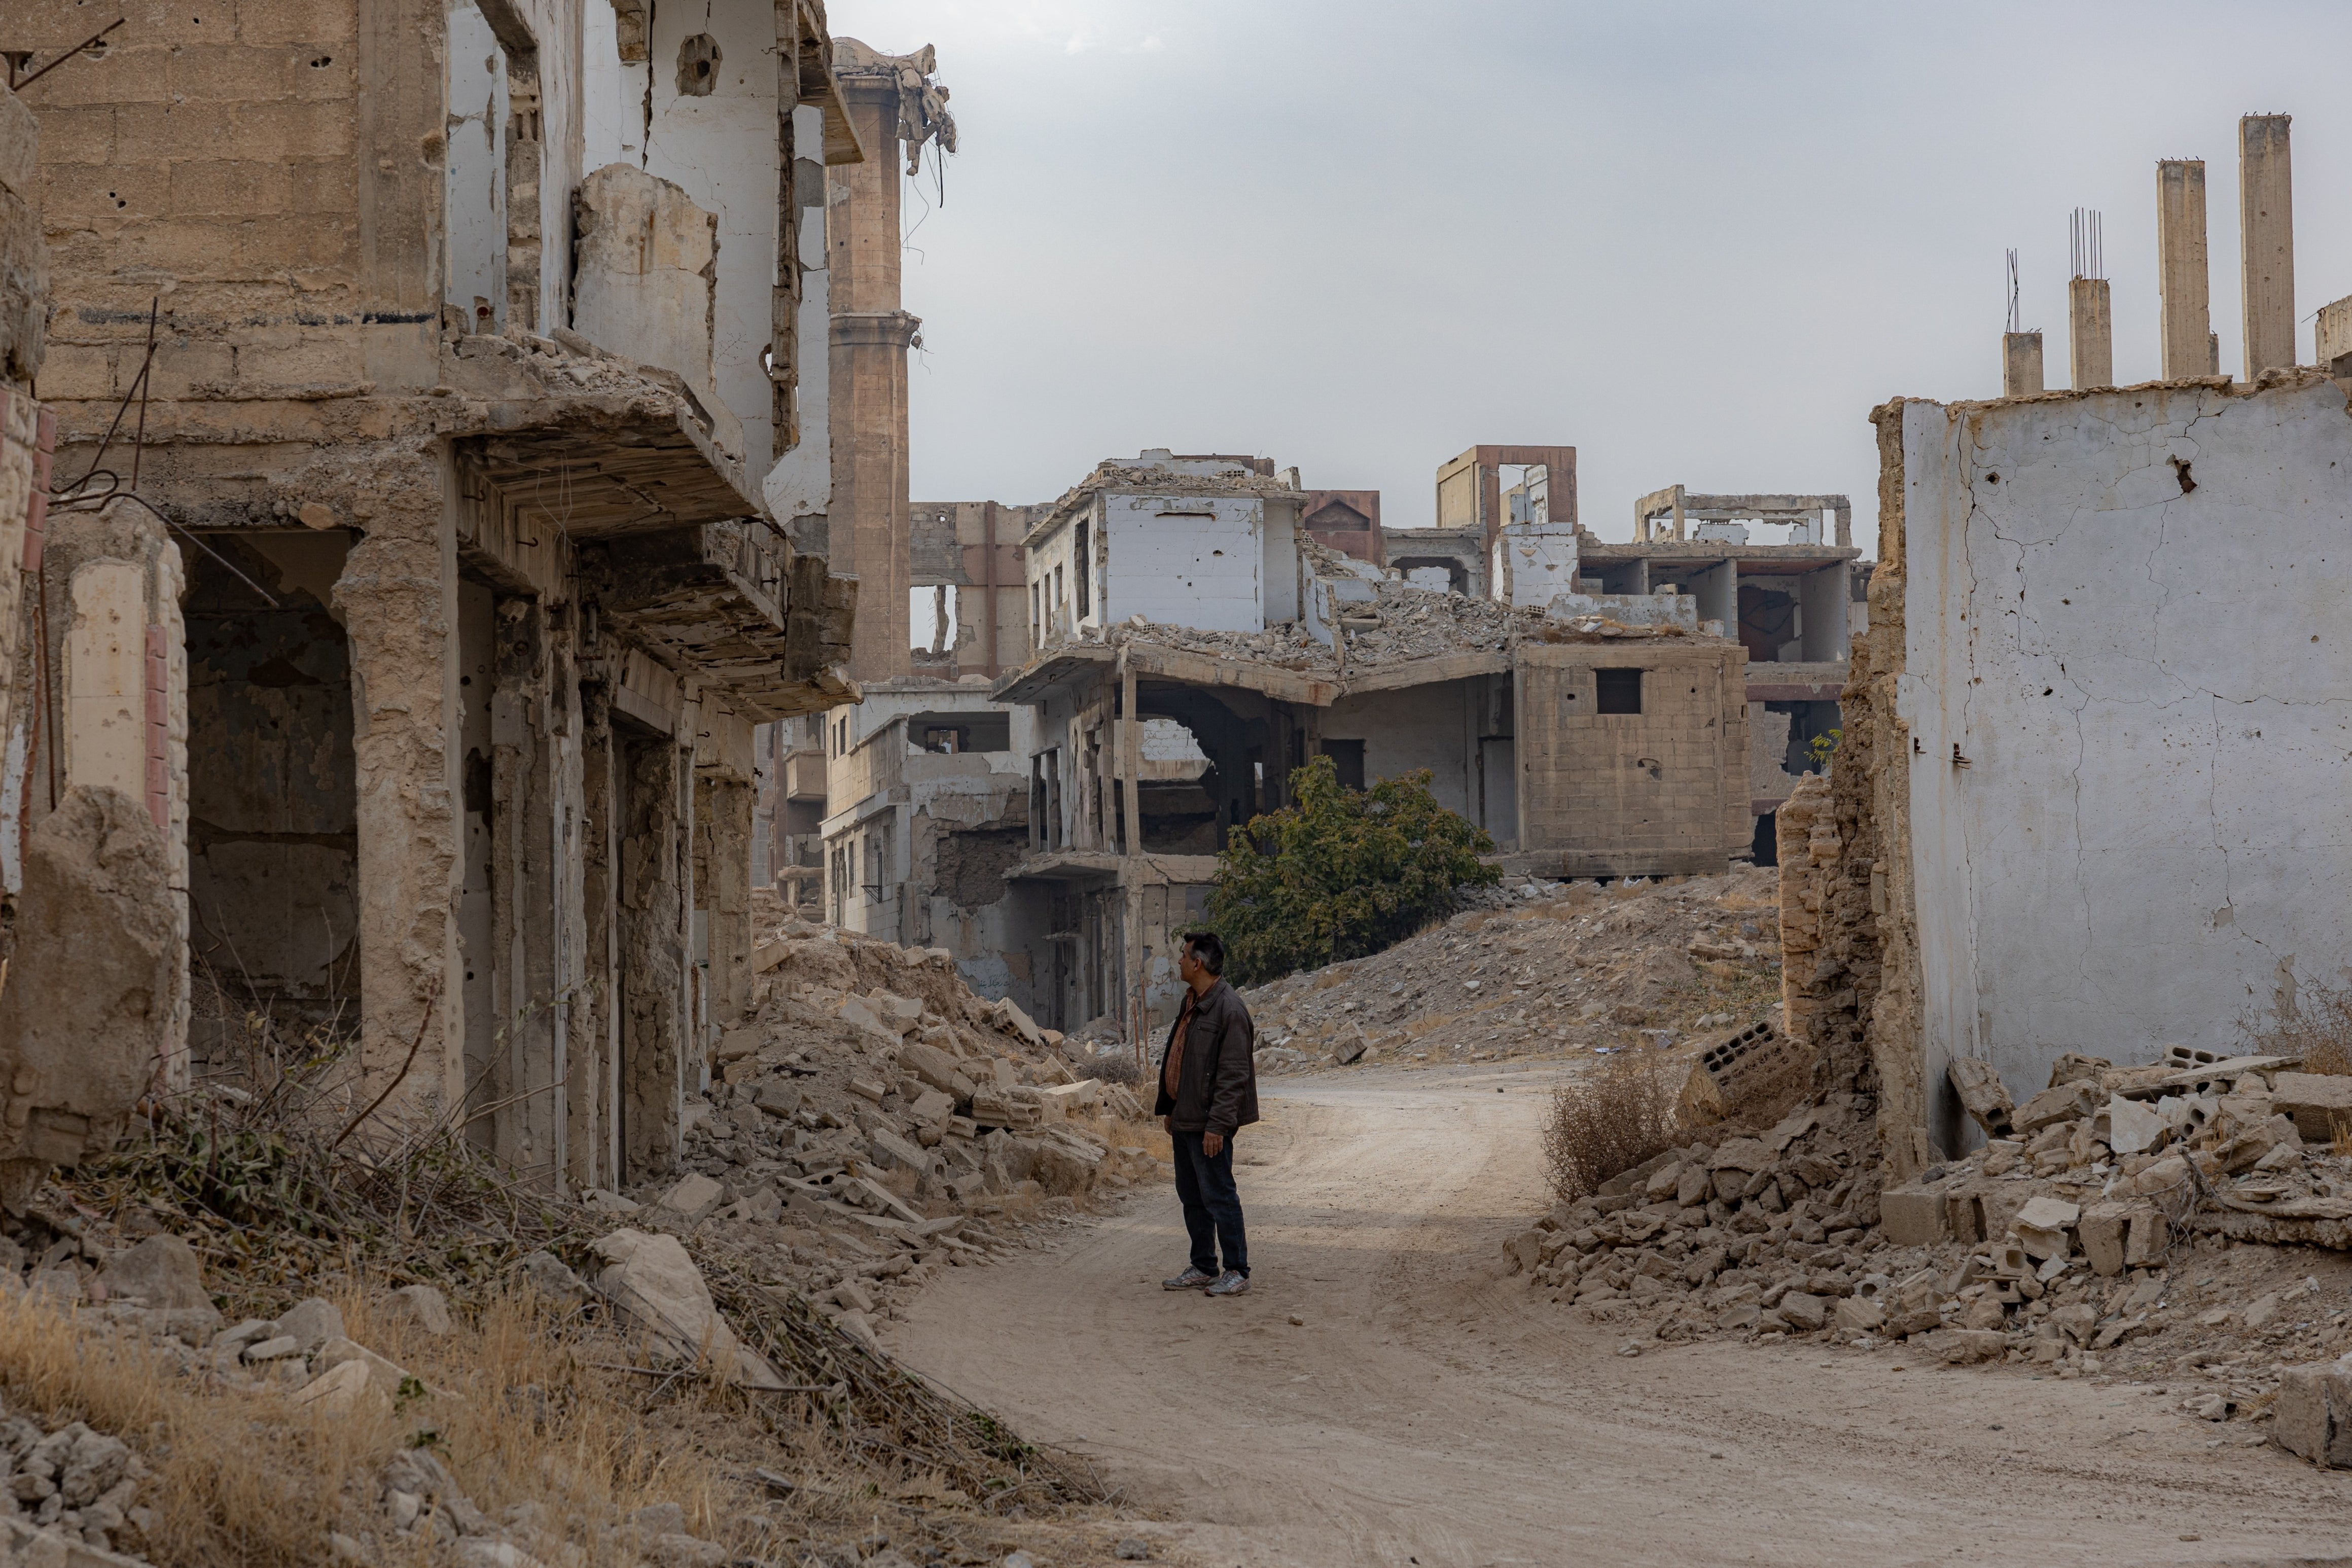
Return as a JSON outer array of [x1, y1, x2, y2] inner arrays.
[[1154, 931, 1259, 1298]]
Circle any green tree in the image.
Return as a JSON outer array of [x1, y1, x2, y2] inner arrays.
[[1205, 754, 1501, 985]]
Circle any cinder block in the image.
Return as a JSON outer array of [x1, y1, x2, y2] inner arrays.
[[2078, 1201, 2129, 1276], [1879, 1187, 1946, 1247], [2275, 1363, 2352, 1468]]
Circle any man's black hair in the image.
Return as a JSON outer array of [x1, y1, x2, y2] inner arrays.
[[1182, 930, 1225, 976]]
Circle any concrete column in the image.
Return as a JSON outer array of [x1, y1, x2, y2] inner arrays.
[[575, 680, 619, 1191], [2239, 114, 2296, 379], [488, 596, 563, 1187], [2001, 332, 2044, 398], [828, 83, 915, 683], [2068, 277, 2113, 389], [619, 725, 683, 1180], [334, 462, 462, 1124], [1798, 565, 1848, 662], [2156, 160, 2211, 380], [700, 774, 752, 1036]]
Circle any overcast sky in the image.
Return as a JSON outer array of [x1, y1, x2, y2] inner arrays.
[[844, 0, 2352, 560]]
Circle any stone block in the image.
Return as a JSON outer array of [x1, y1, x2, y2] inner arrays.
[[2124, 1208, 2167, 1269], [95, 1234, 208, 1310], [1776, 1291, 1828, 1332], [383, 1284, 452, 1336], [1946, 1057, 2015, 1141], [655, 1174, 724, 1228], [751, 1081, 803, 1119], [2274, 1364, 2352, 1468], [1929, 1328, 2007, 1364], [593, 1229, 785, 1388], [275, 1297, 345, 1354], [1503, 1229, 1545, 1273], [2272, 1073, 2352, 1143], [2014, 1081, 2096, 1135], [1832, 1296, 1885, 1334], [2012, 1196, 2080, 1261], [908, 1088, 954, 1124], [1674, 1163, 1713, 1207], [1879, 1187, 1946, 1247], [1037, 1080, 1102, 1121], [869, 1127, 934, 1177], [2078, 1202, 2130, 1277], [1944, 1188, 1985, 1243]]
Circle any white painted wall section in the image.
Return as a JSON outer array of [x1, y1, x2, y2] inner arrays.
[[1101, 495, 1263, 631], [443, 0, 508, 331], [1895, 377, 2352, 1117]]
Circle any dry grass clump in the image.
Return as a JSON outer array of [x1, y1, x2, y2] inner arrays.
[[1542, 1046, 1683, 1202], [2248, 976, 2352, 1077], [0, 1289, 400, 1567]]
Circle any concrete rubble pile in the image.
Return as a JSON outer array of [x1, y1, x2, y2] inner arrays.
[[1502, 1095, 1890, 1342], [1052, 538, 1706, 675], [617, 910, 1154, 1343], [1243, 868, 1783, 1072], [1502, 1037, 2352, 1460]]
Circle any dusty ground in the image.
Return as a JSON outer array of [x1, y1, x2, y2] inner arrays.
[[889, 1064, 2352, 1567]]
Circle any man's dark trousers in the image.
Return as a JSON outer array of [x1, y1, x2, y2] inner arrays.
[[1171, 1128, 1248, 1277]]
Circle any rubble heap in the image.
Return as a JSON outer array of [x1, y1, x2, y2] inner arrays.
[[622, 911, 1154, 1342], [1044, 540, 1715, 676], [1242, 868, 1784, 1071], [1503, 1039, 2352, 1456]]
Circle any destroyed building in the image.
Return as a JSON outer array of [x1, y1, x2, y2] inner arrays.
[[6, 0, 872, 1190], [1787, 113, 2352, 1173], [986, 449, 1756, 1036], [1611, 486, 1868, 854]]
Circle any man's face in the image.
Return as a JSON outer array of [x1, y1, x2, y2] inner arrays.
[[1179, 944, 1203, 986]]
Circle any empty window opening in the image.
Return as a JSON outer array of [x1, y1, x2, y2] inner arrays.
[[1595, 668, 1643, 715], [911, 583, 958, 656], [1321, 738, 1367, 791], [1074, 521, 1091, 616]]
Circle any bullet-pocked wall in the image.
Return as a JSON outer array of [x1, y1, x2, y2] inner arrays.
[[1879, 375, 2352, 1152]]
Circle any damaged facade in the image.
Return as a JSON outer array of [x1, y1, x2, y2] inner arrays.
[[988, 450, 1755, 1037], [7, 0, 868, 1190], [1806, 370, 2352, 1173]]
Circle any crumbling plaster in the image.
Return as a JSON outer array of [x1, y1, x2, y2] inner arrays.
[[1878, 373, 2352, 1156]]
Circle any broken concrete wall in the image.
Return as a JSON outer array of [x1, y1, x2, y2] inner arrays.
[[1861, 374, 2352, 1167], [1774, 647, 1883, 1118], [30, 501, 190, 1086], [0, 786, 175, 1208], [1512, 638, 1751, 878], [0, 79, 43, 386], [571, 165, 740, 457]]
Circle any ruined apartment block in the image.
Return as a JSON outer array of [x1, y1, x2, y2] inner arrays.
[[983, 448, 1752, 1037], [6, 0, 874, 1191]]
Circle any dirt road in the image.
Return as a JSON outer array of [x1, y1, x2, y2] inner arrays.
[[890, 1065, 2352, 1566]]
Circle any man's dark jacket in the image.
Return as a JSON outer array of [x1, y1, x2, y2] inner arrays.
[[1153, 978, 1259, 1137]]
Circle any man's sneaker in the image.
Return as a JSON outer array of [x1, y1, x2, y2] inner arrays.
[[1161, 1266, 1217, 1291], [1205, 1270, 1251, 1297]]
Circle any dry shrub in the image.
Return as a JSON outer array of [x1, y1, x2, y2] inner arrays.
[[1541, 1046, 1683, 1202], [2245, 975, 2352, 1076]]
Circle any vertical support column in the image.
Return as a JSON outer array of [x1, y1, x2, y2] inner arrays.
[[2068, 277, 2113, 389], [1799, 565, 1849, 663], [489, 596, 561, 1187], [620, 727, 683, 1180], [2240, 114, 2296, 379], [334, 456, 462, 1126], [1118, 660, 1142, 1036], [829, 82, 916, 682], [2000, 332, 2044, 397], [2156, 159, 2211, 380], [575, 680, 618, 1191], [703, 776, 752, 1031]]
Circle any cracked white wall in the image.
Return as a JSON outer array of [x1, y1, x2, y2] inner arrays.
[[1894, 375, 2352, 1124]]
